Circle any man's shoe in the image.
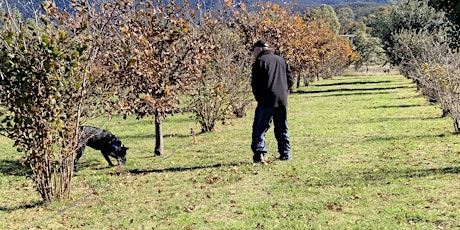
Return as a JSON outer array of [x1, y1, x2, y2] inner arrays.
[[279, 154, 291, 161], [253, 153, 265, 163]]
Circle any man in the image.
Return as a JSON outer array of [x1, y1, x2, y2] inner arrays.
[[250, 39, 294, 163]]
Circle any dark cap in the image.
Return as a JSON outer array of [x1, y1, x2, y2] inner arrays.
[[250, 39, 269, 51]]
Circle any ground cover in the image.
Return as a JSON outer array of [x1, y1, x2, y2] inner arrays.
[[0, 74, 458, 229]]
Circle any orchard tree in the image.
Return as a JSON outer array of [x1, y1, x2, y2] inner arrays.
[[98, 0, 212, 156], [304, 4, 340, 34], [367, 0, 450, 66], [352, 21, 385, 71], [228, 1, 356, 87], [366, 0, 451, 105], [229, 2, 317, 87], [188, 9, 253, 132], [428, 0, 460, 49], [353, 33, 385, 71], [392, 30, 460, 131], [0, 1, 95, 201], [302, 16, 358, 82], [384, 1, 460, 131], [336, 7, 355, 35]]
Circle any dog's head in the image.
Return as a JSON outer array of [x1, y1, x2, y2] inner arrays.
[[117, 146, 128, 165], [108, 140, 128, 165]]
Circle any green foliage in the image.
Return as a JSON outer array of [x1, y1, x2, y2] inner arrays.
[[392, 29, 460, 133], [428, 0, 460, 49], [0, 4, 90, 201], [335, 2, 388, 20], [352, 29, 385, 70], [367, 0, 450, 65], [304, 4, 341, 34], [336, 7, 354, 34], [428, 0, 460, 25]]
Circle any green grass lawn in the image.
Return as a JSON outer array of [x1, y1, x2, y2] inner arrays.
[[1, 74, 459, 229]]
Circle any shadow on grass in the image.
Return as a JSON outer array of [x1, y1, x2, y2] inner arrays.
[[310, 91, 391, 97], [73, 158, 110, 173], [396, 95, 424, 100], [306, 166, 460, 187], [0, 200, 45, 213], [117, 132, 199, 140], [313, 80, 394, 87], [128, 161, 250, 175], [0, 157, 117, 176], [295, 85, 413, 95], [0, 159, 30, 176], [369, 104, 427, 109], [359, 166, 460, 183], [363, 133, 448, 142], [361, 116, 445, 124], [91, 116, 193, 129]]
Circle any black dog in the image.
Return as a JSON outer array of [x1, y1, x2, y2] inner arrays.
[[74, 126, 128, 172]]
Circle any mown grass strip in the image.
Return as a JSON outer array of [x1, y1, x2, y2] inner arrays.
[[0, 74, 458, 229]]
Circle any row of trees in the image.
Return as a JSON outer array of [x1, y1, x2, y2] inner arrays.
[[365, 0, 460, 132], [0, 0, 357, 201], [10, 0, 460, 203], [328, 0, 460, 130], [313, 3, 386, 71]]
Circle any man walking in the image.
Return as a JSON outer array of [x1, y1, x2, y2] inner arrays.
[[250, 39, 294, 163]]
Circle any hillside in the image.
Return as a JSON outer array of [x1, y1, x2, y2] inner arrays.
[[6, 0, 389, 18], [186, 0, 389, 9], [299, 0, 388, 5]]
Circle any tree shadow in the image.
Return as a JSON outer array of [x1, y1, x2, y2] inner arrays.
[[117, 132, 200, 140], [0, 200, 45, 213], [363, 133, 447, 142], [91, 116, 193, 129], [369, 104, 426, 109], [314, 80, 394, 87], [295, 85, 413, 95], [306, 166, 460, 187], [128, 161, 250, 175], [396, 95, 424, 100], [361, 166, 460, 182], [0, 159, 30, 176], [345, 115, 446, 126], [364, 116, 444, 123], [73, 158, 110, 173], [310, 91, 391, 97], [0, 157, 117, 176]]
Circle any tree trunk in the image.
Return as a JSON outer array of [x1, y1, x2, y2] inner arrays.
[[154, 113, 163, 156], [296, 74, 301, 89], [454, 118, 460, 134], [304, 76, 310, 87]]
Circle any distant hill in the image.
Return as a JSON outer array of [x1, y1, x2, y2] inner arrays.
[[298, 0, 388, 5], [187, 0, 389, 9], [3, 0, 389, 19]]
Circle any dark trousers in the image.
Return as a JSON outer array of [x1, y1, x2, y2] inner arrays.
[[251, 105, 291, 156]]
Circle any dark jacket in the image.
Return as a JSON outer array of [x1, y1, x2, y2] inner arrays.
[[251, 50, 294, 107]]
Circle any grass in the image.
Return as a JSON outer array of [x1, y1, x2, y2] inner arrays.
[[1, 74, 459, 229]]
